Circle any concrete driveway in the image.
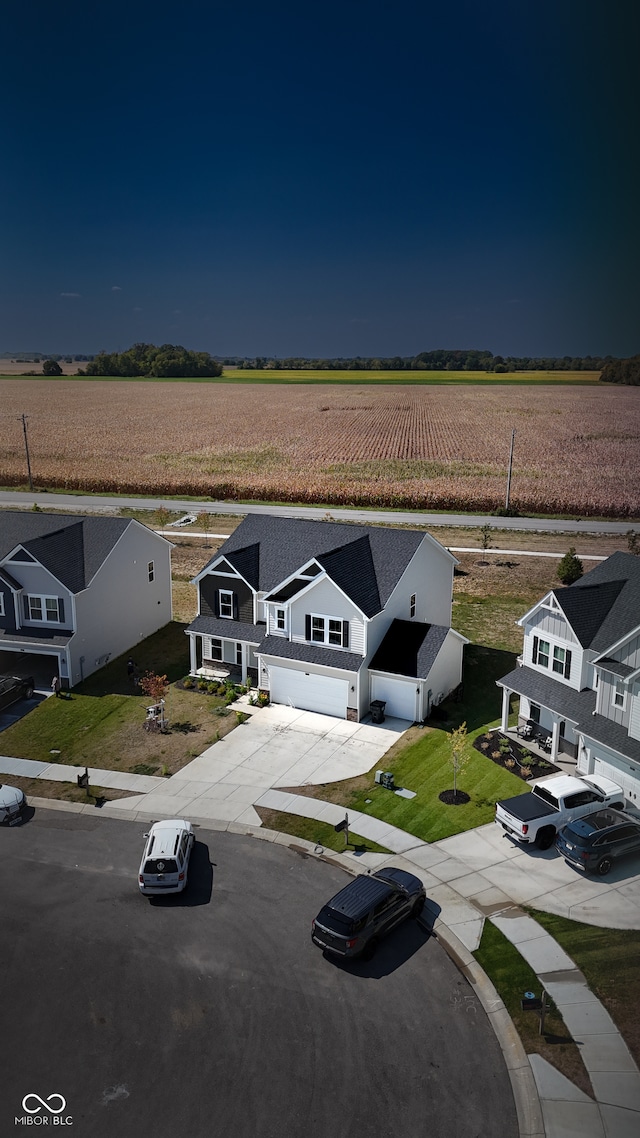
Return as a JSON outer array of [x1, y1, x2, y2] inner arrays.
[[111, 701, 410, 826]]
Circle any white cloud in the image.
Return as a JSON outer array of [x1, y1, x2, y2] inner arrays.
[[60, 292, 81, 298], [111, 285, 122, 291]]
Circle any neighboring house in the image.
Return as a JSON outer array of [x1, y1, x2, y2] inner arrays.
[[497, 552, 640, 806], [0, 512, 172, 688], [186, 515, 467, 722]]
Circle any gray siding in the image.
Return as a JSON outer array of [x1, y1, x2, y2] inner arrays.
[[617, 633, 640, 670], [0, 584, 16, 630], [200, 573, 253, 623], [597, 670, 631, 729], [528, 608, 576, 643]]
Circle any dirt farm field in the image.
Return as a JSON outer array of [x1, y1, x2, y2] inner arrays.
[[1, 379, 638, 516]]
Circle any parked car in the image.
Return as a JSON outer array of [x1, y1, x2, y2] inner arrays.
[[0, 783, 27, 825], [495, 773, 625, 850], [0, 675, 35, 712], [555, 809, 640, 875], [138, 819, 195, 895], [311, 867, 426, 960]]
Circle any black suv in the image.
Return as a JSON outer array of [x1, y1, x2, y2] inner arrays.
[[311, 867, 426, 959], [0, 675, 35, 712], [556, 808, 640, 875]]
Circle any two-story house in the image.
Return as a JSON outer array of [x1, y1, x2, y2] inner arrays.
[[497, 552, 640, 805], [187, 515, 467, 722], [0, 512, 172, 688]]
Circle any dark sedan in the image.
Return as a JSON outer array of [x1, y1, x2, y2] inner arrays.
[[556, 808, 640, 875], [0, 674, 35, 712]]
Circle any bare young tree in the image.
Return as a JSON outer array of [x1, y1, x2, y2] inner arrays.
[[447, 721, 469, 803]]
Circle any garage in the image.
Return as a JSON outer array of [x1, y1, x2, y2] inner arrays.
[[268, 665, 349, 718], [593, 756, 640, 806], [370, 674, 418, 722]]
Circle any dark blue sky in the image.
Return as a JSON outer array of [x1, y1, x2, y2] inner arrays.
[[1, 1, 638, 358]]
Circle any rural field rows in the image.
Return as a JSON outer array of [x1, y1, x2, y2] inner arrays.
[[1, 380, 638, 516]]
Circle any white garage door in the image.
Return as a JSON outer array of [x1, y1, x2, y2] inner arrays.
[[370, 675, 417, 721], [269, 666, 349, 719], [593, 757, 640, 806]]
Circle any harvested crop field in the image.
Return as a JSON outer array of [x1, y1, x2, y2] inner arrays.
[[1, 380, 638, 516]]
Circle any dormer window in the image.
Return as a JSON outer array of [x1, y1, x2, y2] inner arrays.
[[410, 594, 416, 618], [276, 608, 286, 632], [219, 590, 234, 619]]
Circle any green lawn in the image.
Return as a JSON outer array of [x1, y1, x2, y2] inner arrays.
[[6, 370, 601, 385], [254, 809, 391, 854]]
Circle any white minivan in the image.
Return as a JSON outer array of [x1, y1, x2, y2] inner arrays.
[[138, 819, 195, 895]]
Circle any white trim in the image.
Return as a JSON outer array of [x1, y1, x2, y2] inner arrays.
[[309, 612, 348, 647], [612, 681, 626, 710], [0, 593, 4, 617], [218, 589, 234, 619]]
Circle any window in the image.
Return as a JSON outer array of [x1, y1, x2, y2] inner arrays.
[[0, 594, 4, 617], [536, 639, 550, 668], [148, 561, 154, 582], [613, 682, 625, 709], [552, 645, 572, 678], [219, 590, 233, 619], [410, 594, 416, 618], [236, 642, 242, 666], [529, 703, 541, 724], [209, 638, 222, 661], [276, 608, 286, 631], [25, 594, 64, 623], [306, 614, 349, 648]]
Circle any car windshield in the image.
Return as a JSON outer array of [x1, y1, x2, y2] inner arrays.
[[144, 858, 178, 874]]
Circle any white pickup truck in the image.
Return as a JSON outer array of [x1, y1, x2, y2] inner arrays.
[[495, 774, 625, 849]]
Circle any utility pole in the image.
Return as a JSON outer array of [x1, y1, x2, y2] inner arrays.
[[18, 414, 34, 491], [505, 428, 515, 511]]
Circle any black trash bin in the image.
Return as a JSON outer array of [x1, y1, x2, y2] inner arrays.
[[370, 699, 386, 724]]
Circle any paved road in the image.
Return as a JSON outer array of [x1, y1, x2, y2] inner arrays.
[[0, 489, 637, 533], [1, 810, 517, 1138]]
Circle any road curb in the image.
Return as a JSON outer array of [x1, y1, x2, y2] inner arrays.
[[23, 796, 543, 1137]]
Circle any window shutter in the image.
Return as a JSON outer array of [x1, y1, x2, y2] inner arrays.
[[233, 594, 238, 620], [58, 598, 65, 624], [305, 615, 311, 641], [564, 649, 572, 679], [342, 620, 349, 648], [213, 588, 219, 617], [23, 595, 29, 619], [532, 635, 538, 665]]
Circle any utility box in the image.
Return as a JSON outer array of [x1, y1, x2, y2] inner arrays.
[[381, 772, 395, 790], [374, 770, 384, 784], [370, 700, 386, 724]]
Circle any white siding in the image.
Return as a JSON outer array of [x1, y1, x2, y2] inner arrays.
[[629, 683, 640, 742], [424, 632, 465, 708], [522, 625, 584, 691], [71, 524, 172, 685], [366, 538, 454, 661], [289, 576, 364, 652]]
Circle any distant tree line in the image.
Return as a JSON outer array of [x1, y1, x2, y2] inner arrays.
[[599, 355, 640, 386], [79, 343, 223, 378], [228, 349, 612, 372]]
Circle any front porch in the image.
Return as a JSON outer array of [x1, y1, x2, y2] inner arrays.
[[499, 684, 579, 771]]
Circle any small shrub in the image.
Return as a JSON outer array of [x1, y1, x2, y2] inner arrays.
[[236, 711, 249, 725], [504, 757, 516, 769], [131, 762, 159, 776], [257, 692, 270, 707], [498, 740, 510, 755], [521, 765, 532, 778], [160, 764, 170, 777], [248, 694, 257, 706], [215, 706, 230, 717], [182, 677, 194, 690], [491, 750, 502, 760], [197, 680, 208, 691], [480, 740, 489, 750], [206, 682, 218, 694]]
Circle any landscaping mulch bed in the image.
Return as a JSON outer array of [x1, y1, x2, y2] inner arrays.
[[438, 790, 471, 805], [473, 731, 560, 781]]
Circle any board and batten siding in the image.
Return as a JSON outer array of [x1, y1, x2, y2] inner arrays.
[[597, 670, 632, 729], [523, 624, 584, 690], [629, 683, 640, 742], [618, 632, 640, 670], [527, 608, 576, 643]]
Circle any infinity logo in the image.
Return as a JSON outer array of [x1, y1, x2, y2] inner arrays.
[[22, 1095, 67, 1115]]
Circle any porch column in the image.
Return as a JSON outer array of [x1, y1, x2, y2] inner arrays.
[[189, 634, 198, 675], [241, 643, 247, 684], [550, 718, 560, 761], [501, 687, 510, 732]]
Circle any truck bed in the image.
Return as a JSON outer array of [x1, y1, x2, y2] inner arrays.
[[496, 793, 558, 822]]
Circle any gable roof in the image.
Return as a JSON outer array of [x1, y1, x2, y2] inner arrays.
[[0, 512, 151, 593], [553, 552, 640, 651], [201, 515, 436, 618]]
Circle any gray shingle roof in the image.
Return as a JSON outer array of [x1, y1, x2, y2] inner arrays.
[[369, 620, 449, 680], [200, 515, 432, 617], [0, 626, 73, 647], [553, 552, 640, 651], [577, 713, 640, 766], [497, 665, 596, 723], [257, 634, 365, 673], [187, 615, 265, 643], [0, 512, 142, 593]]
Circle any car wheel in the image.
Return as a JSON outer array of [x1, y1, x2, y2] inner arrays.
[[535, 827, 555, 850], [412, 896, 425, 918], [25, 686, 34, 700], [597, 857, 613, 876], [361, 938, 378, 961]]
